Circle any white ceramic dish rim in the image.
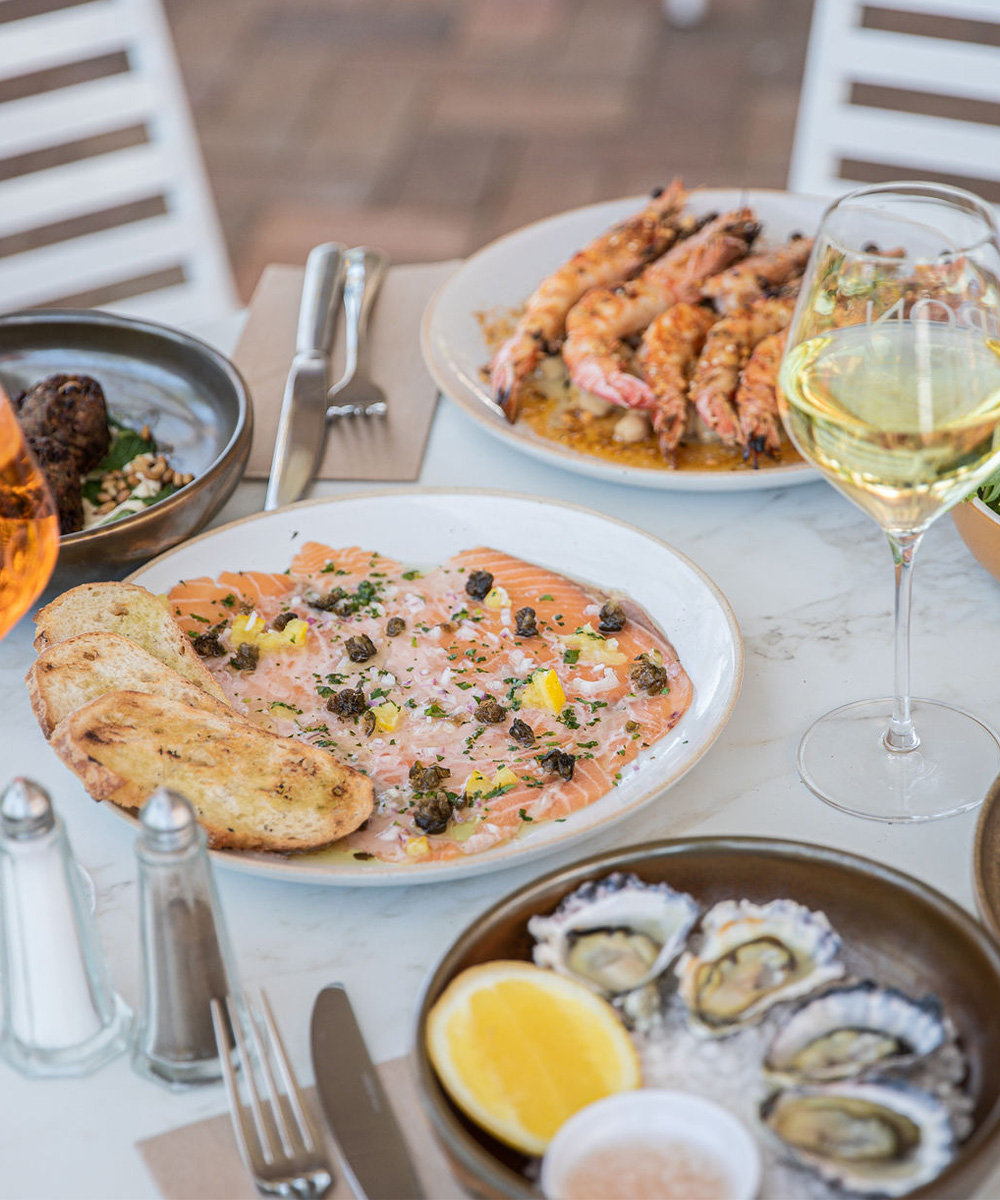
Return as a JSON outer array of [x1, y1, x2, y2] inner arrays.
[[125, 488, 743, 887], [539, 1089, 762, 1200], [421, 187, 829, 493]]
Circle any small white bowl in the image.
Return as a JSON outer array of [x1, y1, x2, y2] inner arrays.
[[540, 1089, 761, 1200]]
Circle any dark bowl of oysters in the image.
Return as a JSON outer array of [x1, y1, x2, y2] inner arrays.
[[0, 309, 251, 568], [414, 837, 1000, 1200]]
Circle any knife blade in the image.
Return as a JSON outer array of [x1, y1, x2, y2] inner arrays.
[[310, 984, 425, 1200], [264, 242, 345, 510]]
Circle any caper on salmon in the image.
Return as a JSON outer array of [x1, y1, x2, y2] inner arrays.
[[230, 642, 259, 672], [509, 718, 535, 746], [539, 748, 575, 780], [598, 599, 627, 632], [514, 606, 538, 637], [629, 652, 669, 694], [192, 631, 225, 657], [465, 570, 494, 600], [345, 633, 377, 663], [409, 761, 452, 791], [413, 792, 453, 835], [386, 616, 406, 637], [474, 697, 507, 724], [327, 687, 369, 717]]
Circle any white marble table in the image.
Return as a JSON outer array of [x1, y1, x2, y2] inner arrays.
[[2, 312, 1000, 1198]]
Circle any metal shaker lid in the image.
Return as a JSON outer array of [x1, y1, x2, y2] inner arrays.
[[0, 778, 56, 838], [139, 787, 199, 851]]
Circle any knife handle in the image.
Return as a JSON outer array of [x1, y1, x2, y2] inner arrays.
[[297, 243, 346, 357]]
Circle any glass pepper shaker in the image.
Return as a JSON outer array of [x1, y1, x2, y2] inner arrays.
[[0, 777, 131, 1077], [131, 787, 242, 1088]]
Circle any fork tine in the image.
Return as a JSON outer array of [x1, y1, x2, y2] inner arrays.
[[257, 990, 321, 1154], [211, 997, 264, 1171], [228, 994, 280, 1163], [214, 992, 334, 1199]]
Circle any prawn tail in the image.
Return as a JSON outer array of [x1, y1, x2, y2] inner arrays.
[[489, 337, 532, 422], [570, 355, 657, 410]]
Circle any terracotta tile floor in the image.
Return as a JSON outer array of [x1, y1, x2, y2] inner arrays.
[[162, 0, 816, 301]]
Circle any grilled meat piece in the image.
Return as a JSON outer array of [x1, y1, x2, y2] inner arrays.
[[15, 374, 110, 473], [26, 435, 84, 534]]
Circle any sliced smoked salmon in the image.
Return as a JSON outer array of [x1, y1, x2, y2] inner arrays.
[[167, 544, 692, 863]]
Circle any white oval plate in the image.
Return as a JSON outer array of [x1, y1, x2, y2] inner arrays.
[[127, 490, 742, 885], [422, 188, 830, 491]]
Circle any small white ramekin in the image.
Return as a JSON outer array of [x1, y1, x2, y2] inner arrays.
[[540, 1089, 761, 1200]]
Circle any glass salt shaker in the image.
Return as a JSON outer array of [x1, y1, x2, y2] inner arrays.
[[131, 787, 242, 1088], [0, 778, 131, 1077]]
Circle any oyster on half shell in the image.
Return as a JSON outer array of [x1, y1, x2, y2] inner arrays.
[[676, 897, 844, 1036], [764, 981, 947, 1084], [761, 1079, 955, 1197], [528, 872, 699, 997]]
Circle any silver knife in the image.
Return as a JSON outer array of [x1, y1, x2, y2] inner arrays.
[[264, 242, 345, 510], [310, 984, 425, 1200]]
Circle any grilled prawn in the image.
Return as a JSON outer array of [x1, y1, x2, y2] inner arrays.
[[489, 180, 691, 420], [701, 235, 814, 314], [561, 210, 759, 410], [735, 329, 788, 464], [689, 293, 797, 447], [636, 302, 718, 459]]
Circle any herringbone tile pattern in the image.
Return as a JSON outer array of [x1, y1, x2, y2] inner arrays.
[[161, 0, 815, 300]]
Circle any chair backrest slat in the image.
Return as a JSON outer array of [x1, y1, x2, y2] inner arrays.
[[0, 0, 236, 327], [789, 0, 1000, 204]]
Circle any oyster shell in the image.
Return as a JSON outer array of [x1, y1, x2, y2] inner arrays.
[[764, 981, 946, 1084], [528, 872, 699, 997], [761, 1079, 955, 1196], [675, 898, 844, 1036]]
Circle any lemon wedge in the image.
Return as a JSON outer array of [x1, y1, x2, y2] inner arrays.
[[425, 960, 640, 1155]]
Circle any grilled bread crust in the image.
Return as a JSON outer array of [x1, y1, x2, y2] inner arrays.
[[33, 581, 226, 701], [27, 632, 236, 737], [49, 691, 375, 852]]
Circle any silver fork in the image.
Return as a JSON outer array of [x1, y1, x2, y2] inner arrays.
[[326, 245, 388, 418], [212, 992, 334, 1199]]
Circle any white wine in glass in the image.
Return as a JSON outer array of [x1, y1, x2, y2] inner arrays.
[[0, 387, 59, 642], [778, 182, 1000, 822]]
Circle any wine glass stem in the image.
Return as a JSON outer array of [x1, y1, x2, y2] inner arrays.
[[884, 530, 923, 752]]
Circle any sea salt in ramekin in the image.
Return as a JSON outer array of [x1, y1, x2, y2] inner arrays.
[[540, 1089, 761, 1200]]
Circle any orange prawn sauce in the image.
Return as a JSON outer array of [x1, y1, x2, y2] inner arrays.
[[559, 1139, 734, 1200], [478, 311, 802, 475], [516, 380, 803, 473]]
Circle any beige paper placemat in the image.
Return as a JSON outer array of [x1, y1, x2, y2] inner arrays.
[[235, 259, 459, 483], [137, 1054, 469, 1200]]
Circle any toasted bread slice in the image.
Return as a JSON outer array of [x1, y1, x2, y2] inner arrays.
[[49, 691, 374, 852], [33, 581, 226, 701], [27, 632, 236, 737]]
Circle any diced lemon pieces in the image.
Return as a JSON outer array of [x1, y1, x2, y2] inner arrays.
[[484, 586, 510, 609], [371, 700, 401, 732], [463, 766, 519, 799], [519, 668, 566, 714], [560, 623, 627, 665], [405, 836, 430, 857], [230, 613, 308, 652]]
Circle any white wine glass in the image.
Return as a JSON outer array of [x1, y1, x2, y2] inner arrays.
[[778, 182, 1000, 822]]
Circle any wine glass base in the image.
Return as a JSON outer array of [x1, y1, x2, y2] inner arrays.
[[798, 698, 1000, 823]]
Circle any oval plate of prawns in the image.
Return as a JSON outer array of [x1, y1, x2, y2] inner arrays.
[[422, 185, 829, 490]]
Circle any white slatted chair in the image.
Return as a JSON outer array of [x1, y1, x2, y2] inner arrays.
[[789, 0, 1000, 203], [0, 0, 237, 327]]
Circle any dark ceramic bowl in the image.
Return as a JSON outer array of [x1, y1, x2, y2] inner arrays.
[[0, 309, 252, 566], [414, 837, 1000, 1200]]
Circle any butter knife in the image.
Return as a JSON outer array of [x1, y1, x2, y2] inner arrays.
[[310, 984, 425, 1200], [264, 242, 345, 510]]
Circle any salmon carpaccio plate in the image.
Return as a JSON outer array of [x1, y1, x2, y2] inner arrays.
[[168, 542, 692, 864]]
